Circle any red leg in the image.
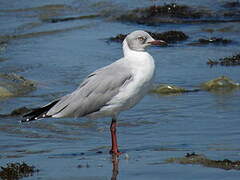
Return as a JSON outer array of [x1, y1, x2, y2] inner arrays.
[[109, 118, 122, 156]]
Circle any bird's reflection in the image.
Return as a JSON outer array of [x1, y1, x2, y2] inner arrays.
[[111, 155, 119, 180]]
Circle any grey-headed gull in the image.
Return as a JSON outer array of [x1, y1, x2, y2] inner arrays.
[[22, 30, 166, 156]]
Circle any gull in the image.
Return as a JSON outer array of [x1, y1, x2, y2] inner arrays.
[[22, 30, 166, 156]]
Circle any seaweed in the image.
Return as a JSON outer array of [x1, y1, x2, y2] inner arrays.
[[0, 162, 39, 180], [143, 4, 205, 19], [207, 53, 240, 66], [114, 3, 240, 25], [109, 30, 188, 44], [148, 31, 188, 43], [116, 3, 211, 25]]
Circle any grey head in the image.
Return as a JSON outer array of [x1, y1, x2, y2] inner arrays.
[[125, 30, 166, 51]]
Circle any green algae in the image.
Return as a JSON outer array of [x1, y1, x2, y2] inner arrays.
[[201, 76, 240, 91], [151, 76, 239, 96], [151, 84, 199, 95], [166, 153, 240, 170]]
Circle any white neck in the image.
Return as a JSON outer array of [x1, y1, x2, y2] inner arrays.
[[122, 39, 148, 58], [121, 39, 156, 98]]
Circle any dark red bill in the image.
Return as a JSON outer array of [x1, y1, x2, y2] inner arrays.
[[149, 40, 167, 46]]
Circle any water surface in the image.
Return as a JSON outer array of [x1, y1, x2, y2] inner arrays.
[[0, 0, 240, 179]]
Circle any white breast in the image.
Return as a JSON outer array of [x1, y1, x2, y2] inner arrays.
[[103, 51, 155, 114]]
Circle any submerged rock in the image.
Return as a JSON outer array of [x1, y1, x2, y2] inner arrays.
[[222, 1, 240, 8], [0, 57, 8, 62], [151, 77, 239, 95], [10, 107, 31, 116], [150, 77, 239, 95], [77, 164, 90, 168], [207, 53, 240, 66], [166, 152, 240, 170], [0, 162, 39, 180], [222, 1, 240, 17], [42, 14, 99, 23], [0, 41, 7, 53], [148, 31, 188, 43], [109, 34, 127, 43], [190, 37, 232, 46], [109, 31, 188, 44], [0, 106, 31, 118], [115, 4, 211, 25], [151, 84, 199, 95], [201, 26, 236, 33], [201, 76, 240, 91], [0, 24, 90, 42], [114, 3, 240, 25], [0, 73, 36, 98]]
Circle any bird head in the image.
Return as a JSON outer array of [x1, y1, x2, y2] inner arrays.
[[125, 30, 167, 51]]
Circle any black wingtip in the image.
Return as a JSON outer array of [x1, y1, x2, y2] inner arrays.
[[21, 100, 59, 123], [21, 116, 38, 123], [22, 111, 51, 122]]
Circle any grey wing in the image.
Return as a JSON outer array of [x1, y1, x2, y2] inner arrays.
[[46, 62, 133, 118]]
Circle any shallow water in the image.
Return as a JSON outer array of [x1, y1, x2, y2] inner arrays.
[[0, 0, 240, 179]]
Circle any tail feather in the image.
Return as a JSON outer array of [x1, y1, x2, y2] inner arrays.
[[22, 100, 59, 122]]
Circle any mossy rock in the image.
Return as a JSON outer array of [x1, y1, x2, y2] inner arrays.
[[151, 84, 198, 95], [0, 73, 36, 98], [166, 153, 240, 170], [0, 87, 13, 97], [201, 76, 239, 91]]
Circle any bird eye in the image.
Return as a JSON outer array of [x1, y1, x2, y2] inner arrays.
[[137, 36, 145, 41]]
